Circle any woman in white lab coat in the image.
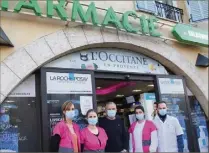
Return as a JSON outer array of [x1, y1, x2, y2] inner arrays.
[[129, 105, 158, 153]]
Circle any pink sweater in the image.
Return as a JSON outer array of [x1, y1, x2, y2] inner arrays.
[[53, 120, 81, 151], [129, 120, 157, 153], [81, 127, 108, 151]]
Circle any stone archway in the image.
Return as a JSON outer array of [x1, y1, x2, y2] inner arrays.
[[1, 25, 208, 116]]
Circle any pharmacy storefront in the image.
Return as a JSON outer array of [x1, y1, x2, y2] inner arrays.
[[0, 0, 208, 152]]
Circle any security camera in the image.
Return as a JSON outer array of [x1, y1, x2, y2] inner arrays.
[[125, 75, 130, 80]]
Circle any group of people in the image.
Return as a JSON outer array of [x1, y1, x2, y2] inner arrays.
[[50, 101, 184, 152]]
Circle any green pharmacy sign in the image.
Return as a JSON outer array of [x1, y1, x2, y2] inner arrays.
[[0, 0, 161, 37], [172, 24, 208, 47], [1, 0, 208, 47]]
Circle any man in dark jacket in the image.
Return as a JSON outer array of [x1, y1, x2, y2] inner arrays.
[[99, 102, 129, 152]]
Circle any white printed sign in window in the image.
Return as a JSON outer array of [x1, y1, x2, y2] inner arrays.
[[159, 78, 184, 94], [46, 72, 92, 94], [80, 96, 93, 115]]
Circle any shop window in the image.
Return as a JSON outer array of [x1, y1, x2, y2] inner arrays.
[[45, 71, 94, 132], [187, 0, 208, 22], [135, 0, 183, 22], [0, 75, 40, 152], [189, 96, 209, 152]]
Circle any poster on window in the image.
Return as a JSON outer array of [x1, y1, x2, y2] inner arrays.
[[46, 72, 92, 94], [0, 127, 18, 152], [158, 78, 184, 94], [0, 74, 38, 152], [48, 97, 89, 131], [80, 96, 93, 115], [8, 75, 35, 97]]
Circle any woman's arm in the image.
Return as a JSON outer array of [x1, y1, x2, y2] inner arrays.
[[50, 134, 61, 152], [149, 130, 158, 152], [50, 122, 63, 152]]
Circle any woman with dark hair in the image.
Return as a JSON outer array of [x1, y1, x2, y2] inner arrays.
[[129, 105, 158, 153], [80, 109, 108, 152], [50, 101, 81, 152]]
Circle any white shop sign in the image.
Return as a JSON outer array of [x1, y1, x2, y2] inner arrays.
[[45, 48, 168, 75], [46, 72, 92, 94], [8, 75, 36, 97], [158, 78, 185, 94]]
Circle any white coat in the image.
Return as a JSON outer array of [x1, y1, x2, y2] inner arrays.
[[153, 115, 183, 152]]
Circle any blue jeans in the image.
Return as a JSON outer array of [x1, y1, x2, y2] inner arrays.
[[59, 147, 74, 153], [84, 150, 104, 153]]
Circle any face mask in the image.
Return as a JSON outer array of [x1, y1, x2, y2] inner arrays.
[[136, 114, 144, 120], [88, 118, 98, 125], [159, 109, 167, 116], [107, 110, 116, 118], [65, 110, 75, 120]]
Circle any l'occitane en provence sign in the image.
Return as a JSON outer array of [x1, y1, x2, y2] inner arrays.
[[1, 0, 161, 37]]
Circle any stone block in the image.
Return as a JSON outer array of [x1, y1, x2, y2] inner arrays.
[[45, 30, 72, 55], [3, 48, 37, 79], [0, 63, 20, 97], [118, 31, 130, 43], [0, 94, 5, 103], [24, 38, 55, 66], [101, 28, 119, 42], [64, 26, 88, 48], [83, 26, 103, 44]]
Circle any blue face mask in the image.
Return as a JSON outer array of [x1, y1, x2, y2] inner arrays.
[[159, 109, 167, 116], [88, 117, 98, 125], [136, 114, 144, 120], [65, 110, 75, 120], [107, 110, 116, 118]]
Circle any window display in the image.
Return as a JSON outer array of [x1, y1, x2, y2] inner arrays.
[[46, 72, 94, 131], [0, 75, 39, 152], [158, 77, 190, 152], [190, 97, 209, 152]]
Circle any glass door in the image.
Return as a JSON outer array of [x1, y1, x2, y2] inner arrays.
[[155, 75, 199, 152], [40, 68, 96, 151]]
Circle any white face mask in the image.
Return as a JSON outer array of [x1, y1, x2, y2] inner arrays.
[[136, 114, 144, 120], [65, 110, 75, 120], [159, 109, 167, 116], [107, 110, 116, 118]]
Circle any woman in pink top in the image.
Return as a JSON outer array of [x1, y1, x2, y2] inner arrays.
[[129, 105, 158, 153], [81, 109, 108, 152], [50, 101, 81, 152]]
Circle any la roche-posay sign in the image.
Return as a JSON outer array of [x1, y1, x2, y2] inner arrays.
[[45, 48, 168, 75], [46, 72, 92, 94], [158, 78, 185, 94]]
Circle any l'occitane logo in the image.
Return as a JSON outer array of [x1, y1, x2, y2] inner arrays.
[[1, 0, 161, 37]]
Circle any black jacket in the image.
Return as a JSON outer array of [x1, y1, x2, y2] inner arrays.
[[99, 116, 129, 152]]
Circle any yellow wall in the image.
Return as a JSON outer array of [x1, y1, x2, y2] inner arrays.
[[1, 0, 208, 85]]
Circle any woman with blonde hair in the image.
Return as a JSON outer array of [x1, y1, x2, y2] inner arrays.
[[50, 101, 81, 152]]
